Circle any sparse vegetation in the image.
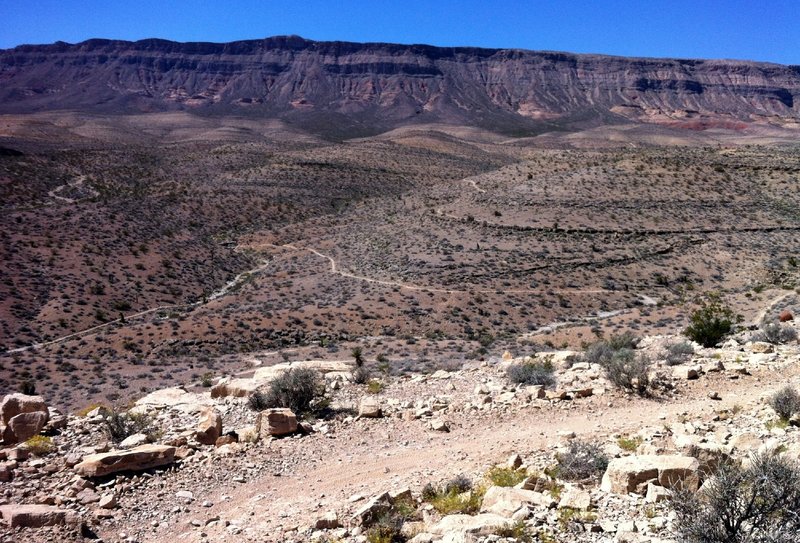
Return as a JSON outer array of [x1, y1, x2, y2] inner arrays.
[[506, 360, 556, 387], [246, 368, 324, 415], [554, 439, 609, 481], [684, 294, 741, 347], [671, 452, 800, 542], [422, 475, 484, 515], [103, 409, 159, 443], [768, 386, 800, 421], [665, 341, 695, 366], [754, 322, 798, 345], [485, 465, 528, 487], [23, 435, 54, 456], [617, 435, 643, 452]]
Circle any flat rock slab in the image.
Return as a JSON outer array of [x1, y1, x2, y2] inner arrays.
[[0, 504, 74, 528], [75, 444, 176, 477], [430, 513, 513, 535], [481, 486, 554, 517]]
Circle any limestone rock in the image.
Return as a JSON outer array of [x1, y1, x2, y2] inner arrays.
[[118, 433, 149, 449], [429, 419, 450, 432], [600, 455, 699, 495], [256, 408, 298, 437], [558, 485, 592, 510], [429, 513, 513, 535], [358, 398, 382, 418], [314, 511, 339, 529], [0, 394, 48, 425], [196, 407, 223, 445], [481, 486, 554, 517], [75, 444, 177, 477]]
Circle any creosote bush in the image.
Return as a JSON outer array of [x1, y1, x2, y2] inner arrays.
[[584, 333, 652, 396], [684, 294, 741, 347], [555, 439, 609, 482], [670, 452, 800, 542], [247, 367, 324, 415], [506, 360, 556, 387], [768, 386, 800, 421], [754, 322, 798, 345]]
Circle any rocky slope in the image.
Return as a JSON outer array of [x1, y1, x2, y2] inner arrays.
[[1, 313, 799, 542], [1, 36, 799, 137]]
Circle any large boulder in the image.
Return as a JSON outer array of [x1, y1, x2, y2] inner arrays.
[[0, 504, 75, 528], [256, 408, 297, 437], [74, 444, 176, 477], [210, 378, 260, 399], [4, 411, 49, 444], [195, 407, 222, 445], [601, 455, 699, 495], [0, 394, 49, 444]]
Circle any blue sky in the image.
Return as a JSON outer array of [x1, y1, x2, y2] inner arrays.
[[1, 1, 798, 64]]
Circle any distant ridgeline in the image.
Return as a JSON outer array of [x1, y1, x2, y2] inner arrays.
[[1, 36, 799, 137]]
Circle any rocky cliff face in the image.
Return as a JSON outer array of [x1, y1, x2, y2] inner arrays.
[[1, 36, 799, 136]]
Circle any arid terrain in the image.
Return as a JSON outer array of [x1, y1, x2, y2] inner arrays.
[[1, 36, 800, 543]]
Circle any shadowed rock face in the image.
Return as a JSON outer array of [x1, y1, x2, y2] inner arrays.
[[1, 36, 798, 136]]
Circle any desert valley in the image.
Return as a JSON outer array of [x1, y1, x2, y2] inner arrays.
[[1, 36, 800, 543]]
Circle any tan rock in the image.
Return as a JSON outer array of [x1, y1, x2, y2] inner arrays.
[[600, 455, 699, 495], [645, 483, 669, 503], [314, 511, 339, 529], [256, 408, 298, 437], [749, 342, 774, 354], [358, 397, 382, 418], [74, 444, 176, 477], [118, 433, 149, 449], [196, 407, 222, 445], [210, 378, 260, 399], [0, 504, 74, 528], [481, 486, 555, 517], [429, 513, 513, 535], [557, 485, 592, 510]]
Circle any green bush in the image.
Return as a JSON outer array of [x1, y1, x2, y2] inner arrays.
[[247, 367, 324, 415], [486, 466, 528, 487], [506, 360, 556, 387], [684, 294, 741, 347], [670, 452, 800, 542]]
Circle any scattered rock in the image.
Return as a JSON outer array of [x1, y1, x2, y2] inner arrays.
[[600, 455, 699, 495], [196, 407, 223, 445], [358, 397, 382, 418], [0, 504, 74, 528]]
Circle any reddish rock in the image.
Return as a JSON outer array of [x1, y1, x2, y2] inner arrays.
[[779, 310, 794, 322], [195, 407, 223, 445], [256, 408, 298, 437], [0, 504, 74, 528], [74, 444, 176, 477], [4, 411, 49, 443]]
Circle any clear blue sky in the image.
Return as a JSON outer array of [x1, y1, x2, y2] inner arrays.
[[2, 0, 798, 64]]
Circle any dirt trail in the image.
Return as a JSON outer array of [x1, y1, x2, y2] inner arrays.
[[146, 361, 797, 542]]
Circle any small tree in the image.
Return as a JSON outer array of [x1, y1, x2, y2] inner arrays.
[[684, 294, 741, 348]]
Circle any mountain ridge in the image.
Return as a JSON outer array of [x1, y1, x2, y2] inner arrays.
[[2, 35, 799, 138]]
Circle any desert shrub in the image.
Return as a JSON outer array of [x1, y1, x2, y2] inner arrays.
[[584, 332, 639, 366], [769, 386, 800, 420], [200, 372, 214, 387], [684, 294, 740, 347], [606, 332, 639, 350], [24, 435, 54, 456], [104, 409, 158, 443], [603, 350, 652, 396], [555, 439, 609, 482], [19, 380, 36, 395], [665, 341, 695, 366], [754, 322, 798, 345], [352, 346, 371, 384], [246, 368, 323, 415], [423, 475, 483, 515], [506, 360, 556, 387], [486, 466, 527, 487], [617, 435, 643, 452], [365, 514, 405, 543], [670, 452, 800, 542], [366, 379, 384, 394]]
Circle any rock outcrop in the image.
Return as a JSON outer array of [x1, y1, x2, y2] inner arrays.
[[0, 393, 49, 445]]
